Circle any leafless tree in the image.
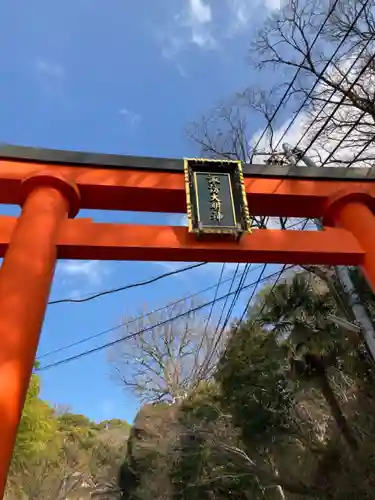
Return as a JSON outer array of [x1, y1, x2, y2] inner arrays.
[[188, 0, 375, 171], [187, 91, 305, 230], [251, 0, 375, 167], [186, 89, 281, 163], [53, 404, 73, 416], [6, 433, 127, 500], [5, 449, 94, 500], [109, 300, 226, 404]]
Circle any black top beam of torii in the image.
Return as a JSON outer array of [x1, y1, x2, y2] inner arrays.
[[0, 143, 375, 181]]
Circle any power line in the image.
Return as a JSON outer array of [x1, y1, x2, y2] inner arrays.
[[236, 263, 269, 326], [41, 217, 307, 360], [343, 130, 374, 168], [222, 218, 311, 360], [251, 0, 342, 159], [37, 266, 295, 372], [319, 110, 367, 168], [240, 221, 310, 349], [293, 34, 373, 153], [196, 263, 253, 382], [49, 220, 309, 309], [203, 263, 226, 335], [219, 263, 252, 333], [40, 218, 309, 364], [196, 215, 309, 383], [197, 215, 305, 381], [301, 54, 373, 169], [255, 264, 290, 321], [214, 217, 309, 343], [220, 263, 295, 362], [39, 264, 265, 360], [297, 47, 375, 162], [224, 217, 310, 326], [213, 216, 274, 337], [273, 0, 371, 153], [214, 264, 241, 334], [195, 263, 227, 370], [196, 263, 266, 383], [255, 264, 290, 334], [48, 262, 207, 305]]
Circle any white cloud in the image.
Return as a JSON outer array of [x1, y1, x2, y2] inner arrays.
[[264, 0, 282, 9], [157, 0, 284, 72], [250, 111, 309, 164], [226, 0, 283, 36], [157, 0, 216, 63], [35, 59, 64, 79], [250, 49, 375, 170], [226, 0, 253, 31], [34, 58, 66, 98], [57, 260, 109, 286], [184, 0, 215, 48], [119, 107, 141, 128], [190, 0, 211, 23]]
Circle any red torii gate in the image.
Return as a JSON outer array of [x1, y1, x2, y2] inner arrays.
[[0, 145, 375, 496]]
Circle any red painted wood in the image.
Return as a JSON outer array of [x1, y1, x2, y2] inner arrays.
[[0, 217, 365, 265]]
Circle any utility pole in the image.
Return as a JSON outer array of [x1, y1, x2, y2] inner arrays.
[[282, 143, 375, 362]]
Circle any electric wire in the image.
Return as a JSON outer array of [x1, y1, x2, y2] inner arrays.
[[213, 216, 274, 337], [214, 264, 241, 334], [196, 263, 268, 383], [194, 263, 227, 369], [235, 263, 270, 327], [203, 263, 226, 335], [197, 217, 311, 381], [197, 214, 300, 383], [221, 218, 310, 360], [251, 0, 343, 159], [343, 130, 374, 168], [218, 216, 308, 338], [273, 0, 371, 152], [39, 263, 265, 360], [195, 262, 253, 382], [318, 110, 367, 168], [42, 219, 309, 359], [48, 262, 207, 305], [37, 266, 295, 372], [39, 219, 309, 366], [293, 35, 373, 153], [218, 263, 252, 334], [220, 262, 295, 361], [189, 4, 374, 371], [299, 58, 374, 162]]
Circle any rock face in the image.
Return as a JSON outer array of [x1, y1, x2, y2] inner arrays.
[[119, 403, 180, 500]]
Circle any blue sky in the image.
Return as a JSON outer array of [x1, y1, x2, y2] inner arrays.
[[0, 0, 284, 424]]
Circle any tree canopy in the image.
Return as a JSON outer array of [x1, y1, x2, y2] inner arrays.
[[117, 266, 375, 499], [6, 372, 129, 500]]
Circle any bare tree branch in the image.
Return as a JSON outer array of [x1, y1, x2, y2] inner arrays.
[[109, 300, 225, 403]]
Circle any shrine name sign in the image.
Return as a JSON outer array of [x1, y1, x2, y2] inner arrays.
[[184, 158, 252, 240]]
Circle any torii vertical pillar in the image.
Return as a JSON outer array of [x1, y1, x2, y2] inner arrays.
[[0, 173, 80, 499], [324, 191, 375, 293]]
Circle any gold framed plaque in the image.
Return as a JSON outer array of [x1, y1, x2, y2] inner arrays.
[[184, 158, 252, 240]]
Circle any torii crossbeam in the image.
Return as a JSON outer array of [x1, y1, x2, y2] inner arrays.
[[1, 144, 375, 497]]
